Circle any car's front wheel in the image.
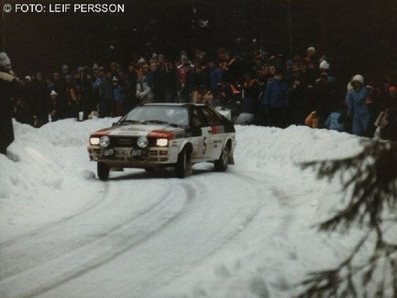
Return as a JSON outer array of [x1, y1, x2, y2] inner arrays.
[[175, 148, 191, 178], [97, 162, 110, 180], [214, 145, 229, 172]]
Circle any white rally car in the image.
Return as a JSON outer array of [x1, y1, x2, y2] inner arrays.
[[87, 103, 236, 180]]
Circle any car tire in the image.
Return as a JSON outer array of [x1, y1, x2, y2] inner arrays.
[[214, 145, 229, 172], [175, 148, 191, 178], [97, 162, 110, 181]]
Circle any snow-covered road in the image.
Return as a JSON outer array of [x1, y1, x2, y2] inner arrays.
[[0, 119, 365, 298]]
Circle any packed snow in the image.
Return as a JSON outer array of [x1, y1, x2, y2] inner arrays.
[[0, 118, 380, 298]]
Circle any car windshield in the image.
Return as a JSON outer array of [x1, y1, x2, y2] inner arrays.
[[122, 106, 189, 127]]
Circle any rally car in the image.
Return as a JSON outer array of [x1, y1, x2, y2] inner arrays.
[[87, 103, 236, 180]]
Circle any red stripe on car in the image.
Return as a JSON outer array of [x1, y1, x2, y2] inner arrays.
[[93, 129, 110, 136], [211, 126, 218, 134], [148, 130, 174, 139]]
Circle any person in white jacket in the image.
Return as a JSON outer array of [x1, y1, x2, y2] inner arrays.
[[136, 73, 154, 104]]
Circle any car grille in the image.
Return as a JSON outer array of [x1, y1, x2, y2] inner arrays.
[[110, 137, 137, 147], [109, 136, 157, 148]]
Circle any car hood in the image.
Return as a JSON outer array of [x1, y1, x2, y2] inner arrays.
[[93, 124, 185, 138]]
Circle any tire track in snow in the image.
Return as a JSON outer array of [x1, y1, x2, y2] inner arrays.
[[147, 172, 269, 289], [0, 180, 176, 281], [0, 181, 110, 249], [0, 183, 196, 298], [233, 169, 296, 233]]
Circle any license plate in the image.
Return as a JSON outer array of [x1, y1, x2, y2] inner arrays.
[[115, 149, 142, 157], [131, 149, 142, 156]]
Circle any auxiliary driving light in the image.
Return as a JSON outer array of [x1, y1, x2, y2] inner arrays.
[[99, 136, 110, 148], [137, 136, 148, 148]]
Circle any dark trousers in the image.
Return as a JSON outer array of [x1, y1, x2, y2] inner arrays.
[[99, 99, 111, 118], [0, 117, 14, 154], [268, 107, 286, 128]]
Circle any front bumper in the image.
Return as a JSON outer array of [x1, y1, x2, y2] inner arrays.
[[87, 145, 179, 168]]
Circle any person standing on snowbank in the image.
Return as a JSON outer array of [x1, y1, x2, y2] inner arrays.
[[0, 52, 19, 155], [261, 70, 289, 128], [345, 74, 371, 136]]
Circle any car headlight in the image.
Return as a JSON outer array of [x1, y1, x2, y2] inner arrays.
[[137, 136, 148, 148], [99, 136, 110, 148], [90, 137, 100, 146], [156, 138, 168, 147]]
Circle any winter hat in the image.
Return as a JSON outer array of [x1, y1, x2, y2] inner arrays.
[[319, 60, 330, 70], [92, 63, 99, 70], [307, 47, 316, 53], [50, 90, 58, 96], [138, 57, 146, 64], [351, 74, 364, 85], [112, 76, 118, 82], [0, 52, 12, 72], [25, 75, 32, 81]]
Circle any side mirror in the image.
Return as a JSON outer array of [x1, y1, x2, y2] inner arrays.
[[112, 122, 118, 127]]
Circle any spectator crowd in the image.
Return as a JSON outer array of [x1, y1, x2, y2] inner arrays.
[[3, 47, 397, 141]]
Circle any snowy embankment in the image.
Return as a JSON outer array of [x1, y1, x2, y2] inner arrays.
[[0, 119, 368, 298], [0, 118, 116, 234]]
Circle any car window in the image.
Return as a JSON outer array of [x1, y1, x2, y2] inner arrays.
[[191, 107, 207, 128], [200, 107, 222, 126], [124, 106, 189, 126]]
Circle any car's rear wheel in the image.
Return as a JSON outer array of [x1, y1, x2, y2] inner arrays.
[[97, 162, 110, 180], [214, 145, 229, 172], [175, 148, 191, 178]]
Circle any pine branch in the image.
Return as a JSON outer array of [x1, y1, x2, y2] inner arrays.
[[298, 140, 397, 298]]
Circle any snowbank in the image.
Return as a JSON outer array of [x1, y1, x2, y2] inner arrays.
[[235, 124, 362, 167], [0, 118, 116, 234]]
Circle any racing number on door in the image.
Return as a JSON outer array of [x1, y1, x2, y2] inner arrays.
[[202, 137, 207, 155], [200, 127, 212, 158]]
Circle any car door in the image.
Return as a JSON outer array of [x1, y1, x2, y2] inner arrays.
[[188, 107, 212, 161], [199, 106, 225, 160]]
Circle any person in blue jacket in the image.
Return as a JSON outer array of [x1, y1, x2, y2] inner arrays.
[[325, 110, 346, 132], [345, 74, 370, 136], [261, 70, 289, 128], [112, 76, 125, 116]]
